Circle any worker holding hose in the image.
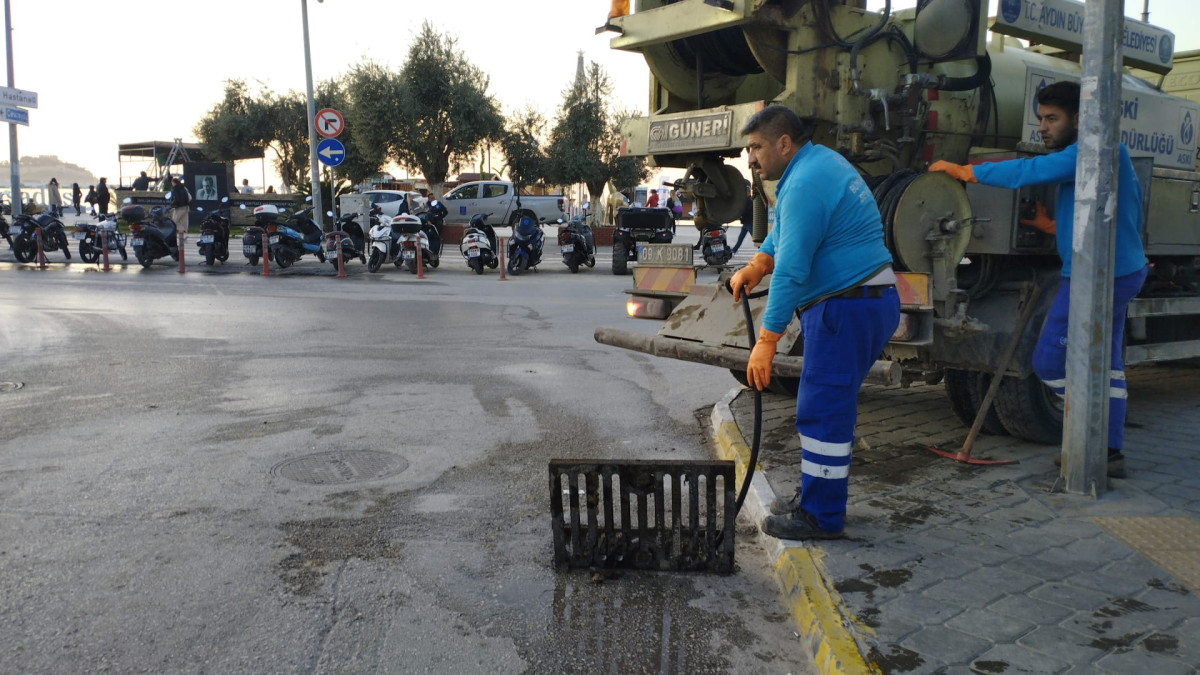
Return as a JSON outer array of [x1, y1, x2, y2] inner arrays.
[[929, 80, 1147, 478], [729, 105, 900, 540]]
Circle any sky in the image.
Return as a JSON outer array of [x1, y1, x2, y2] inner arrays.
[[3, 0, 1198, 188]]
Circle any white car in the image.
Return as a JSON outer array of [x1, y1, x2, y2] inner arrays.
[[363, 190, 427, 218]]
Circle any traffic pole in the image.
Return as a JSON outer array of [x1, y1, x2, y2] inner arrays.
[[498, 236, 507, 281], [100, 228, 111, 271], [261, 232, 271, 276], [416, 239, 425, 279]]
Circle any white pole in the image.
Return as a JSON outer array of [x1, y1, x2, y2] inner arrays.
[[5, 0, 21, 217], [301, 0, 323, 230]]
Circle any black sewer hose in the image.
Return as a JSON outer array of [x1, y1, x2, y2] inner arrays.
[[725, 279, 769, 516]]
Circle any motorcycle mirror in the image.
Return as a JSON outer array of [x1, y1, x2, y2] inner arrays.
[[165, 192, 173, 200], [195, 206, 204, 212], [305, 195, 314, 203], [122, 197, 132, 204], [239, 204, 248, 210], [582, 202, 590, 209], [221, 196, 229, 204], [326, 211, 333, 217], [430, 200, 440, 208]]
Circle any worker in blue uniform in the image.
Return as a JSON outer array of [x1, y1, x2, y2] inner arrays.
[[729, 105, 900, 540], [930, 81, 1148, 478]]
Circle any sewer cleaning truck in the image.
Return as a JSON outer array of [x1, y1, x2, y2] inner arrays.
[[593, 0, 1200, 444]]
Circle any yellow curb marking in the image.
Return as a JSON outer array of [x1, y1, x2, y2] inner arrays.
[[1094, 515, 1200, 592]]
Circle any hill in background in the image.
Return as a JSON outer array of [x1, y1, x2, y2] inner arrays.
[[0, 155, 99, 188]]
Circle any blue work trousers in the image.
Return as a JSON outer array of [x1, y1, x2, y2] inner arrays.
[[1032, 266, 1148, 450], [796, 289, 901, 531]]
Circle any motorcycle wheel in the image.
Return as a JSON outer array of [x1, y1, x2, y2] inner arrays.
[[79, 241, 99, 264], [405, 258, 418, 274], [137, 251, 153, 269], [119, 246, 128, 261], [275, 250, 293, 269], [487, 256, 498, 269], [568, 259, 579, 273], [586, 254, 595, 268], [59, 232, 71, 260], [429, 256, 439, 268], [13, 239, 34, 263], [248, 254, 259, 267], [205, 246, 215, 267], [217, 245, 229, 262], [508, 254, 527, 276], [469, 258, 483, 275], [367, 249, 383, 273], [612, 241, 629, 275]]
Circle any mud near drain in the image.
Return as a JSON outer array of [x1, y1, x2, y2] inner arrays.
[[277, 490, 403, 595]]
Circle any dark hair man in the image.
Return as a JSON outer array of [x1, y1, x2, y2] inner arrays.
[[728, 105, 900, 540], [929, 80, 1147, 478]]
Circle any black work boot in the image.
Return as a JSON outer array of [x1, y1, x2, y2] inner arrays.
[[761, 508, 844, 541], [1053, 448, 1126, 478]]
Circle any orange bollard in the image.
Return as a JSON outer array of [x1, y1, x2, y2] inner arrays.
[[416, 238, 425, 279], [36, 227, 47, 270], [101, 228, 111, 271], [498, 236, 507, 281], [334, 233, 346, 279], [261, 232, 271, 276]]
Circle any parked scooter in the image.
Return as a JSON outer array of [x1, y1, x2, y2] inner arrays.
[[73, 213, 127, 263], [459, 213, 498, 274], [558, 214, 596, 273], [325, 211, 368, 268], [392, 214, 437, 274], [9, 212, 71, 263], [126, 202, 179, 269], [264, 201, 326, 268], [196, 197, 231, 266], [241, 204, 273, 267], [366, 205, 399, 273], [0, 213, 11, 250], [507, 213, 545, 276], [698, 222, 733, 266]]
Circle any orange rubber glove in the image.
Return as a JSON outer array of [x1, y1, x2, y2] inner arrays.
[[1019, 202, 1056, 235], [729, 252, 775, 301], [928, 160, 977, 184], [746, 328, 782, 391]]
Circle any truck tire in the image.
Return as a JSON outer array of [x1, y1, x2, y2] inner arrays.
[[612, 241, 629, 275], [993, 374, 1063, 444], [943, 369, 1007, 436]]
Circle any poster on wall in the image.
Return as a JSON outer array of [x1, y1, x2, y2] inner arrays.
[[183, 162, 230, 228]]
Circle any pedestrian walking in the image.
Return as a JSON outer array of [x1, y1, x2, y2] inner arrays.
[[96, 178, 111, 216], [730, 180, 753, 255], [929, 80, 1146, 478], [47, 178, 62, 217], [84, 185, 97, 215], [729, 105, 900, 540], [72, 183, 82, 216], [665, 192, 677, 233], [646, 190, 659, 208], [170, 177, 191, 236]]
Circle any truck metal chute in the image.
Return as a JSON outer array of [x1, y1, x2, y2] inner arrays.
[[595, 0, 1200, 443]]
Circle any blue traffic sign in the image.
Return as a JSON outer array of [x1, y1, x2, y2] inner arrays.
[[3, 106, 29, 126], [317, 138, 346, 167]]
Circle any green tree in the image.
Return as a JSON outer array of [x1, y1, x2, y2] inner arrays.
[[498, 106, 548, 190], [546, 62, 647, 205], [194, 80, 272, 163], [394, 22, 503, 199]]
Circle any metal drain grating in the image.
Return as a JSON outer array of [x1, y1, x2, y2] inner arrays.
[[272, 451, 408, 485], [549, 459, 736, 573], [0, 381, 24, 393]]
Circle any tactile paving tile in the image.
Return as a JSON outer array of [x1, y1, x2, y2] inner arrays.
[[1094, 516, 1200, 591]]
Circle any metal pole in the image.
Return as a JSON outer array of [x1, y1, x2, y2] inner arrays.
[[300, 0, 323, 231], [1061, 0, 1124, 496], [1142, 0, 1150, 23], [4, 0, 21, 217]]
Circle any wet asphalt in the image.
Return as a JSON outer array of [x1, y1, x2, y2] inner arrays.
[[0, 233, 809, 674]]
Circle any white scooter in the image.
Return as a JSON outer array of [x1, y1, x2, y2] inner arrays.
[[459, 213, 498, 274], [393, 214, 433, 274]]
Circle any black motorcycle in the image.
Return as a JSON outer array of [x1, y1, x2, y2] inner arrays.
[[126, 204, 179, 269], [9, 213, 71, 263], [507, 213, 545, 275], [197, 199, 231, 266], [73, 213, 127, 263], [325, 211, 368, 269], [699, 224, 733, 266], [557, 217, 595, 273]]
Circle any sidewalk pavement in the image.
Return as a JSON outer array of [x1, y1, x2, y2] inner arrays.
[[712, 363, 1200, 674]]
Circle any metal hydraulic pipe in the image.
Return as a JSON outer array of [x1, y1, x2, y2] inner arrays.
[[593, 326, 902, 387]]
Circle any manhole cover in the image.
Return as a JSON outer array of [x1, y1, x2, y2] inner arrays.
[[272, 451, 408, 485], [0, 381, 23, 393]]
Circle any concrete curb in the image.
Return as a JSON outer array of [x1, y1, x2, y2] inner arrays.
[[711, 387, 877, 675]]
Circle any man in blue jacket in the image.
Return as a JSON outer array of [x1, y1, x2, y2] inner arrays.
[[930, 80, 1148, 478], [729, 105, 900, 540]]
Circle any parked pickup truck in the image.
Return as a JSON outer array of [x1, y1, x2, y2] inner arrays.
[[441, 181, 565, 226]]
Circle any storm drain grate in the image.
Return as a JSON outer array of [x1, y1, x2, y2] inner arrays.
[[549, 459, 736, 573], [272, 451, 408, 485], [0, 381, 23, 393]]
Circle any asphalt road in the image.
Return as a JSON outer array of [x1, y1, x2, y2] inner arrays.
[[0, 233, 811, 674]]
